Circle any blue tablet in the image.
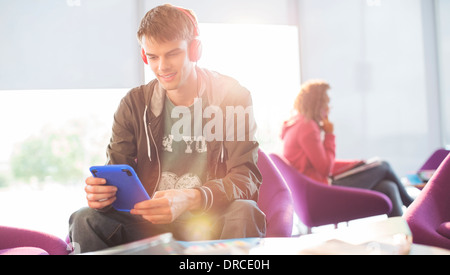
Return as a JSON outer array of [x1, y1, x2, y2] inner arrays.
[[90, 165, 150, 212]]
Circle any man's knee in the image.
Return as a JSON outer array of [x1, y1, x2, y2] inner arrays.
[[225, 200, 264, 219], [219, 200, 266, 238], [70, 207, 93, 222], [69, 207, 108, 230]]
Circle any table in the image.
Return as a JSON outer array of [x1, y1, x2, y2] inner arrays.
[[85, 217, 450, 255]]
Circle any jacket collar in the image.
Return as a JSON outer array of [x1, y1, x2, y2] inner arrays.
[[150, 81, 166, 118], [149, 67, 208, 118]]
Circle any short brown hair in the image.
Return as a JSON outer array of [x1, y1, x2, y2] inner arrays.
[[294, 80, 330, 122], [137, 4, 198, 45]]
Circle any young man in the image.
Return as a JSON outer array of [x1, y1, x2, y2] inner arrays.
[[69, 4, 265, 253]]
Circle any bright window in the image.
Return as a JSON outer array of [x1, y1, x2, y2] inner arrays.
[[200, 23, 301, 152], [0, 89, 128, 238]]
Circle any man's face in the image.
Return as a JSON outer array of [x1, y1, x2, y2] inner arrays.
[[141, 36, 193, 91]]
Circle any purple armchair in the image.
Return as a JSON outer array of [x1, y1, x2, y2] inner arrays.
[[404, 154, 450, 250], [269, 154, 392, 231], [418, 148, 449, 172], [0, 226, 70, 255], [257, 150, 294, 237]]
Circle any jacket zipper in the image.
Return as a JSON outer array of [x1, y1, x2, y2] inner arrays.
[[214, 142, 224, 177], [148, 122, 161, 197]]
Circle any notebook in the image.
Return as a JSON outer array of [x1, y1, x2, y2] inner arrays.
[[332, 157, 382, 181]]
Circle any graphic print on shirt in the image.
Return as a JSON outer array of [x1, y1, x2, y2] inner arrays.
[[158, 172, 202, 191], [162, 135, 207, 154], [159, 96, 208, 191]]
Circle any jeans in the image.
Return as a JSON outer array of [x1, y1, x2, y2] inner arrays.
[[69, 199, 266, 254], [332, 161, 414, 217]]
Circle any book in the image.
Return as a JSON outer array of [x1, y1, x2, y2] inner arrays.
[[84, 233, 185, 255], [403, 170, 435, 190], [332, 157, 382, 181], [331, 160, 366, 177]]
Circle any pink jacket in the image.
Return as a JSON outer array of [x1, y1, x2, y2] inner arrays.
[[281, 114, 336, 184]]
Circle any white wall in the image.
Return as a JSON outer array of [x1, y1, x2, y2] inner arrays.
[[297, 0, 440, 174], [436, 0, 450, 148], [0, 0, 143, 89]]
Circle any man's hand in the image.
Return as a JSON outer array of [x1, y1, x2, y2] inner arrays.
[[84, 176, 117, 209], [130, 189, 202, 224]]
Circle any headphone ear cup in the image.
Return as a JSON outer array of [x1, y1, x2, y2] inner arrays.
[[141, 48, 148, 65], [189, 39, 203, 62]]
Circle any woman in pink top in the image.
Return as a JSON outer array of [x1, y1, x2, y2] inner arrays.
[[281, 80, 413, 217]]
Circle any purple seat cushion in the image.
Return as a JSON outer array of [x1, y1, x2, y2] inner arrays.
[[0, 247, 49, 255], [437, 222, 450, 239]]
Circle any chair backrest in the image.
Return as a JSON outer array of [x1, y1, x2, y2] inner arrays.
[[268, 153, 317, 226], [419, 148, 450, 171], [405, 154, 450, 250], [422, 153, 450, 203], [257, 150, 293, 237]]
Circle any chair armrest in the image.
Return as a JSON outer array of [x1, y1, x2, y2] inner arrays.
[[0, 226, 70, 255]]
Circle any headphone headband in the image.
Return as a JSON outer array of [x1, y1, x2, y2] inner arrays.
[[141, 6, 202, 64], [175, 6, 202, 62], [175, 6, 200, 37]]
